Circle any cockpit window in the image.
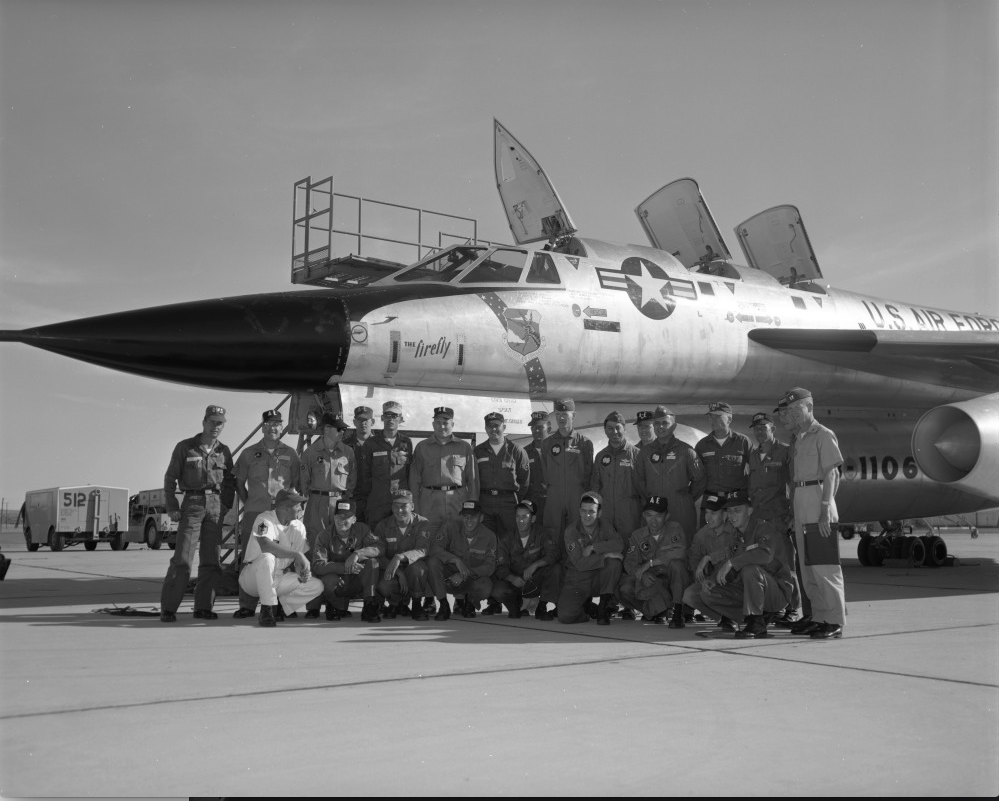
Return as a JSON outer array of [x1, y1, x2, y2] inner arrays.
[[459, 248, 528, 283], [394, 246, 485, 283], [526, 252, 561, 284]]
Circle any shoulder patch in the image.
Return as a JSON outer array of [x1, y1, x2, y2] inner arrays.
[[651, 453, 662, 463], [601, 455, 612, 466], [551, 445, 562, 455]]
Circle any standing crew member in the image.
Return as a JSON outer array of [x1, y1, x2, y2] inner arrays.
[[409, 406, 478, 535], [590, 411, 643, 549], [159, 404, 235, 623], [540, 399, 594, 548], [558, 492, 623, 626], [341, 405, 376, 453], [357, 400, 413, 528], [234, 489, 322, 627], [300, 412, 356, 549], [695, 402, 751, 521], [523, 411, 551, 520], [474, 412, 530, 541], [635, 410, 656, 448], [634, 405, 706, 546], [427, 500, 497, 620], [784, 387, 846, 639]]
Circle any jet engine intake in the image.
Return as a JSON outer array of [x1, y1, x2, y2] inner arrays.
[[912, 393, 999, 503]]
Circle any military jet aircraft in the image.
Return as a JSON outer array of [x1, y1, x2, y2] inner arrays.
[[2, 121, 997, 566]]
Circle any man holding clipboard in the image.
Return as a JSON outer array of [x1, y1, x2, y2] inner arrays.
[[784, 387, 846, 639]]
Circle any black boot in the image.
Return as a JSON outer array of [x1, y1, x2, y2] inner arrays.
[[461, 596, 477, 618], [412, 598, 429, 621], [361, 599, 382, 623], [505, 592, 523, 619], [481, 599, 503, 616], [434, 598, 451, 621], [597, 594, 612, 626], [668, 605, 685, 629]]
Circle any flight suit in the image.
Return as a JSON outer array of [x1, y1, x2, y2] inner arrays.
[[695, 431, 752, 496], [590, 441, 643, 543], [619, 521, 691, 619], [557, 520, 623, 624], [357, 432, 414, 527], [409, 436, 478, 534], [474, 438, 530, 541], [698, 516, 795, 624], [522, 439, 548, 521], [300, 440, 356, 548], [681, 519, 737, 611], [633, 435, 706, 546], [160, 435, 235, 614], [490, 522, 561, 610], [309, 521, 381, 613], [540, 429, 594, 550], [427, 521, 497, 605], [372, 512, 432, 605]]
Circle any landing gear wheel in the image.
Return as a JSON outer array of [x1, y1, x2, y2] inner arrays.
[[25, 528, 40, 552], [866, 537, 887, 567], [856, 535, 872, 566], [145, 522, 162, 549], [922, 535, 947, 567], [840, 525, 855, 541], [49, 528, 64, 551], [898, 536, 925, 567]]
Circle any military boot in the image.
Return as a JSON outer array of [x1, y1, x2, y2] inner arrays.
[[668, 605, 685, 629], [735, 614, 769, 639]]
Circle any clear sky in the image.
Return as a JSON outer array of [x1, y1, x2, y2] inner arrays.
[[0, 0, 996, 506]]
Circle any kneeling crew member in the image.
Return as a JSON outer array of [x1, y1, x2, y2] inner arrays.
[[698, 493, 794, 639], [558, 492, 623, 626], [682, 492, 738, 630], [235, 489, 323, 627], [485, 499, 561, 620], [619, 496, 692, 627], [373, 490, 433, 620], [309, 499, 383, 622], [427, 500, 497, 620]]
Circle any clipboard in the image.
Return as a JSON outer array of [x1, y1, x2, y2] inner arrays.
[[802, 522, 840, 566]]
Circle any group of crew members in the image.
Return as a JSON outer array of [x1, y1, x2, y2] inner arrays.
[[157, 390, 846, 639]]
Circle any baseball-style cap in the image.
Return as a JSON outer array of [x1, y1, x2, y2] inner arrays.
[[261, 409, 283, 423], [391, 489, 414, 503], [320, 412, 349, 430], [653, 405, 675, 420], [724, 492, 752, 508], [784, 387, 812, 403], [460, 500, 482, 515], [484, 412, 505, 425], [334, 499, 356, 515], [382, 401, 403, 415], [274, 489, 308, 506], [707, 402, 733, 415], [750, 412, 772, 428], [353, 406, 374, 420], [604, 411, 625, 426], [643, 495, 669, 513], [701, 493, 727, 512], [636, 411, 654, 423], [205, 405, 227, 421], [516, 499, 537, 515], [580, 491, 602, 507], [553, 399, 576, 412], [433, 406, 455, 419], [530, 411, 550, 426]]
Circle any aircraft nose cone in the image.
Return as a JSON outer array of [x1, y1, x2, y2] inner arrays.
[[6, 292, 351, 391]]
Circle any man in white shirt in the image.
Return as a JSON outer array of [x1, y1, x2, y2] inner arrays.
[[234, 489, 323, 627]]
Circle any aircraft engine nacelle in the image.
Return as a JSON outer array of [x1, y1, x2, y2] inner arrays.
[[912, 393, 999, 505]]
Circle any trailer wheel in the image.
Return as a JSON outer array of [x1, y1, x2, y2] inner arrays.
[[84, 541, 97, 551], [25, 528, 40, 552], [49, 528, 64, 552], [145, 522, 162, 550], [110, 532, 124, 551]]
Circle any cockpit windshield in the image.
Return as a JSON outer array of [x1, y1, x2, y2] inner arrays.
[[394, 246, 486, 283], [459, 248, 528, 283]]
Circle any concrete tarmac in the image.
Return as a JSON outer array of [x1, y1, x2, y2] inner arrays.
[[1, 527, 997, 797]]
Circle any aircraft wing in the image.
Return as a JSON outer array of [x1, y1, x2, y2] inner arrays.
[[748, 328, 999, 394]]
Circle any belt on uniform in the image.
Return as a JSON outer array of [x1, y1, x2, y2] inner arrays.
[[424, 484, 461, 491], [482, 489, 516, 496], [185, 487, 220, 496], [793, 480, 823, 487], [705, 489, 739, 498], [310, 490, 343, 496]]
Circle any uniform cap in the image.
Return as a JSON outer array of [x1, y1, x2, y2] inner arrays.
[[604, 411, 625, 426], [205, 405, 227, 421], [750, 412, 772, 428], [433, 406, 455, 419], [643, 495, 669, 513], [353, 406, 374, 420], [701, 493, 727, 512], [580, 491, 602, 507], [707, 402, 733, 415], [319, 412, 349, 430], [723, 492, 752, 509], [459, 500, 482, 515], [653, 405, 675, 420], [553, 398, 576, 412], [391, 489, 414, 503], [635, 411, 655, 423], [334, 499, 356, 515], [516, 499, 537, 515], [784, 387, 812, 403], [382, 400, 403, 415], [274, 488, 308, 506], [530, 410, 550, 424], [261, 409, 283, 424], [484, 412, 505, 425]]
